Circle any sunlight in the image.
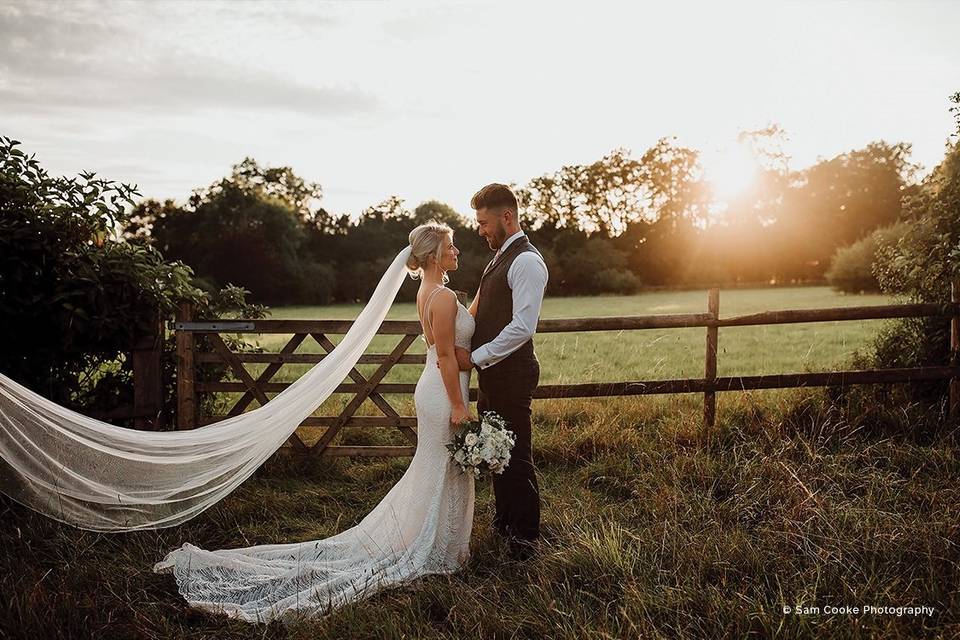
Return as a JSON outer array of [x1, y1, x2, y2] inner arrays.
[[702, 142, 759, 204]]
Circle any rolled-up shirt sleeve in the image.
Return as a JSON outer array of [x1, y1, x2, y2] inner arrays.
[[470, 252, 548, 369]]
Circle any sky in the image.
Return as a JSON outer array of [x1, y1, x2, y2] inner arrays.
[[2, 0, 958, 218]]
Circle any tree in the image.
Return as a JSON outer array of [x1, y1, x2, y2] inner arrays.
[[0, 136, 261, 422], [519, 148, 646, 236], [130, 159, 335, 305], [413, 200, 468, 227], [195, 157, 323, 222], [763, 141, 918, 281], [866, 92, 960, 404], [638, 137, 712, 230]]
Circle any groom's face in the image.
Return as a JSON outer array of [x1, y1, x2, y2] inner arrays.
[[475, 207, 508, 251]]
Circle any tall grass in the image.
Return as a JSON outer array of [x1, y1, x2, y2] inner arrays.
[[2, 385, 957, 638]]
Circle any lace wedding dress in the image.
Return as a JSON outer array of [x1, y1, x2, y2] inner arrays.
[[153, 290, 477, 623]]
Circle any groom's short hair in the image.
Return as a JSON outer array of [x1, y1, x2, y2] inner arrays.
[[471, 183, 518, 217]]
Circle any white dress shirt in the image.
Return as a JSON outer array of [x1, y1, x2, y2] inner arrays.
[[470, 230, 549, 370]]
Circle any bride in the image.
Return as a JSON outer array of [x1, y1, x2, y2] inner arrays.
[[153, 221, 479, 623]]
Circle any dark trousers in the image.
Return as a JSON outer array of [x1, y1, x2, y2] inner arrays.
[[476, 360, 540, 542]]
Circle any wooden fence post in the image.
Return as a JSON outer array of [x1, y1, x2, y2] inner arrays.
[[951, 279, 960, 422], [704, 288, 720, 437], [176, 302, 196, 430], [132, 309, 164, 429]]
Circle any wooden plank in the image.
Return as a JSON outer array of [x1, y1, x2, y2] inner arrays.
[[180, 319, 423, 334], [196, 381, 389, 393], [704, 288, 719, 435], [175, 302, 960, 335], [206, 333, 308, 452], [227, 333, 307, 416], [538, 314, 715, 331], [320, 445, 416, 457], [532, 366, 960, 397], [132, 308, 164, 429], [710, 366, 960, 392], [200, 415, 418, 428], [196, 352, 427, 365], [310, 334, 418, 455], [199, 366, 960, 400], [175, 302, 196, 430], [716, 302, 959, 327], [174, 321, 255, 331], [197, 367, 960, 400]]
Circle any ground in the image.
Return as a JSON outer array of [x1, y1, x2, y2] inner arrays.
[[2, 286, 957, 638]]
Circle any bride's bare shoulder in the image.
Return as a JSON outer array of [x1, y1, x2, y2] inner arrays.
[[420, 286, 456, 318], [431, 287, 457, 309]]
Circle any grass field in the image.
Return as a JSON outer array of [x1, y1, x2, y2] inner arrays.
[[2, 286, 958, 638]]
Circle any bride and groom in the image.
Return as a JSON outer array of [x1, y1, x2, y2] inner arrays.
[[153, 183, 550, 623]]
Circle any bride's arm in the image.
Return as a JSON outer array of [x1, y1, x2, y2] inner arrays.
[[468, 284, 480, 317], [431, 290, 475, 427], [453, 285, 481, 370]]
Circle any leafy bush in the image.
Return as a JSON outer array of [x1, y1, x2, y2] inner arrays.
[[865, 93, 960, 406], [594, 268, 641, 294], [0, 136, 263, 426], [826, 221, 910, 293], [547, 230, 639, 294]]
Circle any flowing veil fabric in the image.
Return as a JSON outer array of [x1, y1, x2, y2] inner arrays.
[[0, 247, 413, 532]]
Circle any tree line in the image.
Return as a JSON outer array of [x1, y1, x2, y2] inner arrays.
[[122, 130, 919, 305]]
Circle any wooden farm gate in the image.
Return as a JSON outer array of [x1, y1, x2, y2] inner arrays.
[[172, 282, 960, 456]]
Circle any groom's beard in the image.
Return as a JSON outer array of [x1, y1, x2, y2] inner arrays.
[[490, 227, 507, 250]]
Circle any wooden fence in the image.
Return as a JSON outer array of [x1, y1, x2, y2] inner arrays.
[[172, 282, 960, 457]]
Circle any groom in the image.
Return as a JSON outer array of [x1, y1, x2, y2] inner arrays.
[[464, 183, 548, 561]]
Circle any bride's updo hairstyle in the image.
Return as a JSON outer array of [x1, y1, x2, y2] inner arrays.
[[406, 220, 453, 283]]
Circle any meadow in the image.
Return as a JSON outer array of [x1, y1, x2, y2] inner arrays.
[[1, 285, 957, 639]]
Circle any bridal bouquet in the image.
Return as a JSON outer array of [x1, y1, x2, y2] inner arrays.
[[447, 411, 515, 478]]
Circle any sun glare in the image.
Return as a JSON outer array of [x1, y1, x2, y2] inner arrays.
[[702, 143, 759, 204]]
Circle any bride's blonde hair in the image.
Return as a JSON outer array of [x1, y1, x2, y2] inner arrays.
[[406, 220, 453, 283]]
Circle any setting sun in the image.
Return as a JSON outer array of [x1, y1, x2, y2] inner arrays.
[[702, 142, 759, 204]]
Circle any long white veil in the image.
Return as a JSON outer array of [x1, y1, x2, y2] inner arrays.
[[0, 247, 413, 532]]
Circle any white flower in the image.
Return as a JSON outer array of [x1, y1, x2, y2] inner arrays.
[[464, 433, 479, 447], [479, 441, 496, 460]]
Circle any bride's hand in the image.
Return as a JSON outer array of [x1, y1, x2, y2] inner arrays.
[[450, 404, 474, 429], [437, 347, 474, 371], [454, 347, 473, 371]]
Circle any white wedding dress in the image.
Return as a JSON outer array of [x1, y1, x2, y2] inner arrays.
[[153, 291, 477, 623]]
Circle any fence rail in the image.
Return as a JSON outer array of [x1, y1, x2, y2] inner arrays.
[[172, 283, 960, 457]]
